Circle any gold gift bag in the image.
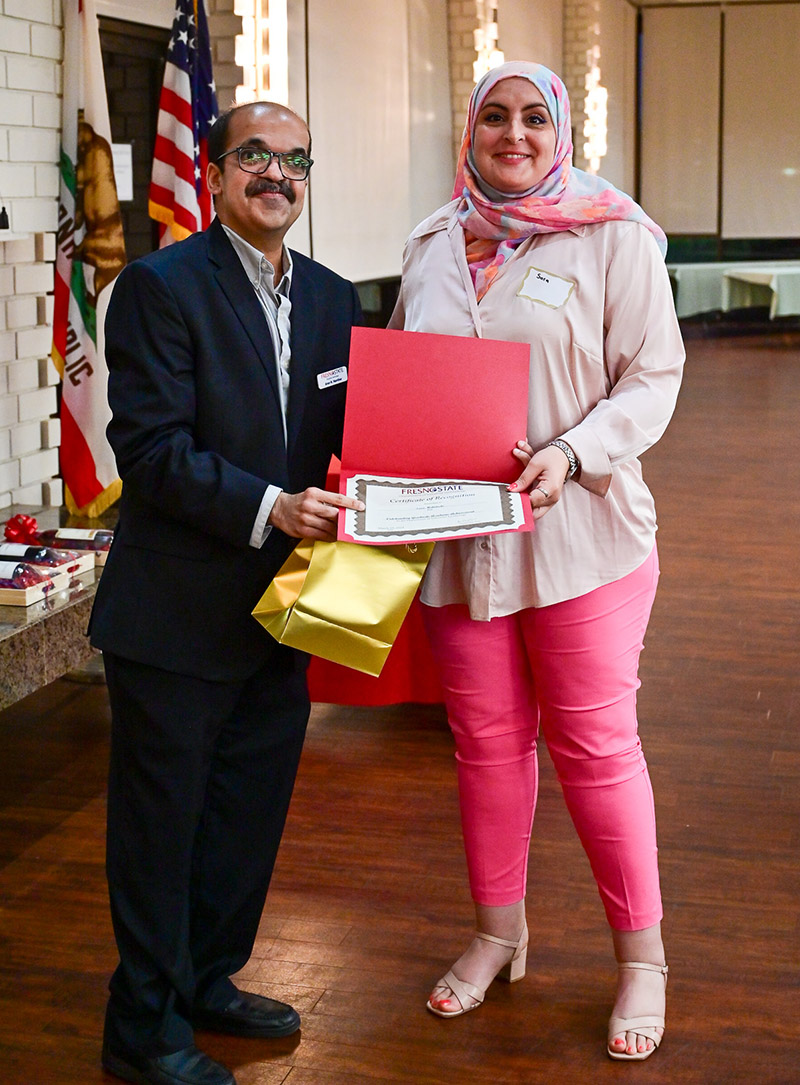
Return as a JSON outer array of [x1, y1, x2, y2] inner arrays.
[[252, 540, 434, 677]]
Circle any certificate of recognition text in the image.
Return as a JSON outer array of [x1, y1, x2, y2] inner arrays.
[[342, 475, 530, 544]]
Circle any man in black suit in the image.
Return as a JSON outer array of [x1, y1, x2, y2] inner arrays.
[[91, 101, 364, 1085]]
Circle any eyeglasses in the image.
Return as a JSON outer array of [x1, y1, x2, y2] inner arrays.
[[216, 145, 313, 180]]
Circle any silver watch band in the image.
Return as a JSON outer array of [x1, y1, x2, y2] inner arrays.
[[547, 439, 579, 479]]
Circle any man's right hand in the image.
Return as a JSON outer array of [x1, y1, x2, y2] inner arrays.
[[269, 487, 364, 541]]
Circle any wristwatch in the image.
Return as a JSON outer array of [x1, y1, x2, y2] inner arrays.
[[547, 439, 579, 479]]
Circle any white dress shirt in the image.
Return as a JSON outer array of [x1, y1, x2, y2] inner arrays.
[[222, 224, 293, 548]]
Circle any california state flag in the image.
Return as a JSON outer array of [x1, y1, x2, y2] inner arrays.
[[51, 0, 126, 516]]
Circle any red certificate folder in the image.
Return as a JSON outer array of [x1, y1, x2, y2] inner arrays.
[[337, 327, 534, 542], [340, 327, 531, 481]]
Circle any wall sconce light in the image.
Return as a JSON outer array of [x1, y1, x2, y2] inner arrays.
[[583, 41, 608, 173], [473, 0, 504, 83], [234, 0, 289, 106]]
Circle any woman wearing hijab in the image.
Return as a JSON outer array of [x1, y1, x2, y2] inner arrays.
[[389, 62, 684, 1061]]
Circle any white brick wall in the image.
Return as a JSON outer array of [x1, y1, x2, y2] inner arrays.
[[18, 385, 57, 423], [0, 86, 34, 125], [11, 419, 41, 457], [5, 295, 37, 328], [4, 0, 53, 23], [13, 263, 53, 297], [19, 445, 58, 485], [0, 397, 17, 429], [0, 331, 16, 364], [447, 0, 478, 166], [41, 415, 60, 447], [0, 0, 62, 510], [42, 476, 62, 505], [6, 54, 58, 94], [0, 13, 30, 53], [8, 357, 40, 394], [38, 355, 59, 387]]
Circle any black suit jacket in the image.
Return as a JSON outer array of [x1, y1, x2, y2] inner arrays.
[[90, 218, 362, 681]]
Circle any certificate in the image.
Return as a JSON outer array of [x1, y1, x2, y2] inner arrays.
[[342, 475, 530, 544]]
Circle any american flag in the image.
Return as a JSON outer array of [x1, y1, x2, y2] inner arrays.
[[149, 0, 218, 245]]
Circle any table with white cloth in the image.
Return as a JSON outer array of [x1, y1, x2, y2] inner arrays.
[[722, 266, 800, 320], [668, 260, 800, 318]]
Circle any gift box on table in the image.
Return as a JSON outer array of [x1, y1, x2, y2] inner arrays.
[[0, 541, 95, 577], [37, 528, 113, 566], [54, 550, 96, 575], [3, 516, 113, 566], [0, 564, 71, 606]]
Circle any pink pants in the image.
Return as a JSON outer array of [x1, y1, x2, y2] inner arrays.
[[422, 547, 662, 931]]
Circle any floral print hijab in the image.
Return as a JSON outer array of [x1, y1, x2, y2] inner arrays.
[[455, 61, 667, 299]]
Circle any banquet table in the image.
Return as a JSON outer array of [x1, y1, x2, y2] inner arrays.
[[668, 259, 800, 318], [722, 266, 800, 320], [668, 262, 735, 318]]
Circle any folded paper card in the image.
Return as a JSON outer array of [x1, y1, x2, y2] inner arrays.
[[337, 327, 534, 544]]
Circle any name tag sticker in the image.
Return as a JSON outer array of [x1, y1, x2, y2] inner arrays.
[[517, 267, 575, 309], [317, 366, 348, 389]]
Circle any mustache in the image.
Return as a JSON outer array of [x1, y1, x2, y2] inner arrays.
[[244, 177, 296, 203]]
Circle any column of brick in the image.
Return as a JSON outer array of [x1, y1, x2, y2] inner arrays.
[[562, 0, 594, 172], [0, 0, 62, 509], [447, 0, 480, 168], [207, 0, 244, 113]]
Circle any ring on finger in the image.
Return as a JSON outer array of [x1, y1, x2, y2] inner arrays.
[[535, 485, 550, 500]]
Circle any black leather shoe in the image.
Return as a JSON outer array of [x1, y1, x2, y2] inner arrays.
[[192, 989, 300, 1038], [102, 1042, 235, 1085]]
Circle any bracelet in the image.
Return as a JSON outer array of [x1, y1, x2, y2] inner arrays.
[[547, 439, 579, 479]]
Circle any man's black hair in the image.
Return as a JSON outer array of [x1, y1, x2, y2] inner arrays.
[[207, 103, 311, 166]]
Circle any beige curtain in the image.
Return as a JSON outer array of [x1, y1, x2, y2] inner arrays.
[[640, 7, 720, 234], [722, 4, 800, 239]]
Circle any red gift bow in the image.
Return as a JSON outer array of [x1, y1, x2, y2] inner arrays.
[[3, 513, 42, 545]]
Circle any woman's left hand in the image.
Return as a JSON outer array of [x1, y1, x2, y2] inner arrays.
[[509, 440, 570, 520]]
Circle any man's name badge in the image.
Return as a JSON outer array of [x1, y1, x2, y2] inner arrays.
[[518, 267, 575, 309], [317, 366, 348, 389]]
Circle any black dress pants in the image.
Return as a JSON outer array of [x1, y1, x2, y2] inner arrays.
[[103, 647, 309, 1056]]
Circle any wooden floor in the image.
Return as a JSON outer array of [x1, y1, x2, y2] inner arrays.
[[1, 331, 799, 1084]]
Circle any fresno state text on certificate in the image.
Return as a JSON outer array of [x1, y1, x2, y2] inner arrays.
[[341, 475, 533, 545]]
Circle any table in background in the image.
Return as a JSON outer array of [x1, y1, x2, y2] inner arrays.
[[668, 259, 800, 318], [722, 266, 800, 319]]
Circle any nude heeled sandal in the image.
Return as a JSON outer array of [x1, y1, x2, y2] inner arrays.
[[426, 926, 528, 1019], [607, 961, 668, 1061]]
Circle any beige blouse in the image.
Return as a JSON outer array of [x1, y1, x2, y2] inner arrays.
[[388, 199, 685, 618]]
